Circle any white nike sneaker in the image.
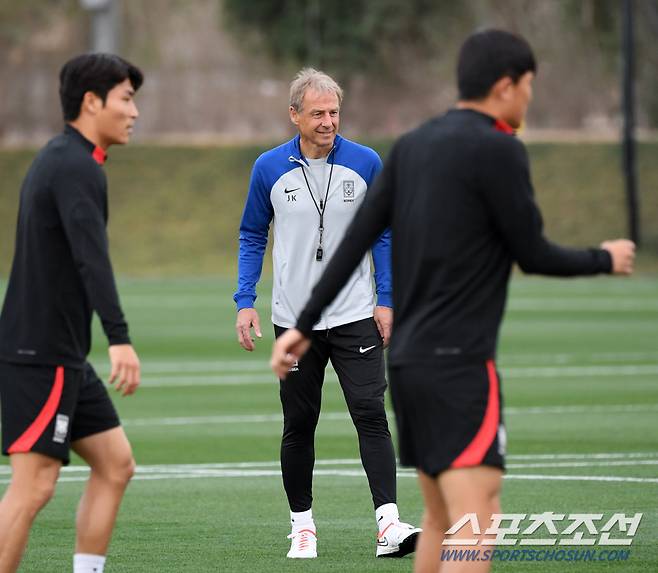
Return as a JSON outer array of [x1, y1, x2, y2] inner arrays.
[[376, 521, 422, 558], [287, 528, 317, 558]]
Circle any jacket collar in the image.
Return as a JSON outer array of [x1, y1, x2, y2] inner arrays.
[[449, 108, 516, 136], [289, 133, 342, 165], [64, 124, 108, 165]]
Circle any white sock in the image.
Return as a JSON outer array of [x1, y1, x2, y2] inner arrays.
[[290, 508, 315, 533], [73, 553, 106, 573], [376, 503, 400, 532]]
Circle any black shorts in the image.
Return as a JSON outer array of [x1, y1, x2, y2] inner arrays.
[[388, 360, 505, 477], [0, 361, 120, 465]]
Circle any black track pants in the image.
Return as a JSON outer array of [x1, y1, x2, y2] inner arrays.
[[275, 317, 397, 512]]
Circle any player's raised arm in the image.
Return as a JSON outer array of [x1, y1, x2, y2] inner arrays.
[[479, 135, 634, 277]]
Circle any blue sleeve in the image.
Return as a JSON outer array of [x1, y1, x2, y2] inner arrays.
[[372, 228, 392, 308], [366, 156, 393, 308], [233, 161, 273, 310]]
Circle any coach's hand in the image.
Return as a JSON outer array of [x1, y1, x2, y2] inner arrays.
[[270, 329, 311, 380], [374, 305, 393, 348], [601, 239, 636, 275], [236, 308, 262, 351], [109, 344, 141, 396]]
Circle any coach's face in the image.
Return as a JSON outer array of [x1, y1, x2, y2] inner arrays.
[[95, 78, 139, 147], [503, 71, 534, 129], [290, 88, 340, 158]]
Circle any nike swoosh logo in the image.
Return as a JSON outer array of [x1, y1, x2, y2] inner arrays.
[[359, 345, 377, 354], [284, 187, 300, 194], [377, 538, 388, 546]]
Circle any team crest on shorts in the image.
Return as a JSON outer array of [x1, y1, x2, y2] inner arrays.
[[343, 180, 355, 202], [53, 414, 70, 444]]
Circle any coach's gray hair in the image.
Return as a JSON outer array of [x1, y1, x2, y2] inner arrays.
[[289, 68, 343, 111]]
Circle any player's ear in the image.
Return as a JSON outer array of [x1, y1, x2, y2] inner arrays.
[[289, 106, 300, 127], [81, 91, 103, 116], [493, 76, 515, 102]]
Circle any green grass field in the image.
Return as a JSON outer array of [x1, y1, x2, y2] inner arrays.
[[1, 275, 657, 572]]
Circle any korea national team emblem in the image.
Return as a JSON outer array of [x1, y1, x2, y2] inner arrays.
[[53, 414, 70, 444], [343, 180, 355, 202]]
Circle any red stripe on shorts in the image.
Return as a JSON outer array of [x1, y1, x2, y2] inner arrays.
[[450, 360, 500, 468], [8, 366, 65, 454]]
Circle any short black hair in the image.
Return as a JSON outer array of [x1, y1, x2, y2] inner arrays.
[[59, 53, 144, 121], [457, 29, 536, 101]]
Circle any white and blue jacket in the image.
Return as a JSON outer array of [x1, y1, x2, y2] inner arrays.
[[234, 134, 392, 330]]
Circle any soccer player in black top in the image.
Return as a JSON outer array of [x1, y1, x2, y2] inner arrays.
[[0, 54, 143, 573], [270, 30, 635, 572]]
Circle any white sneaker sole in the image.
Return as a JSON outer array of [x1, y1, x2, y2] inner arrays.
[[287, 552, 317, 559], [376, 530, 421, 558]]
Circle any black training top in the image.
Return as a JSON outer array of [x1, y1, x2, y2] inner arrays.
[[296, 109, 612, 365], [0, 125, 130, 370]]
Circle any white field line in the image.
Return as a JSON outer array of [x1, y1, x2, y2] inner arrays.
[[4, 406, 651, 433], [499, 351, 658, 365], [504, 475, 658, 484], [507, 298, 658, 311], [123, 412, 336, 426], [121, 404, 658, 427], [2, 465, 657, 485], [508, 279, 658, 293], [118, 294, 658, 311], [123, 363, 658, 387], [2, 451, 657, 478], [129, 361, 278, 374], [500, 322, 657, 334], [502, 365, 658, 378], [89, 351, 658, 375], [504, 404, 658, 414], [505, 460, 658, 469], [143, 357, 658, 373], [506, 452, 658, 460], [2, 453, 658, 485]]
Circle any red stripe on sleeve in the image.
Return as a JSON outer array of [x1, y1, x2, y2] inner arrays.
[[451, 360, 500, 469], [8, 366, 65, 454]]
